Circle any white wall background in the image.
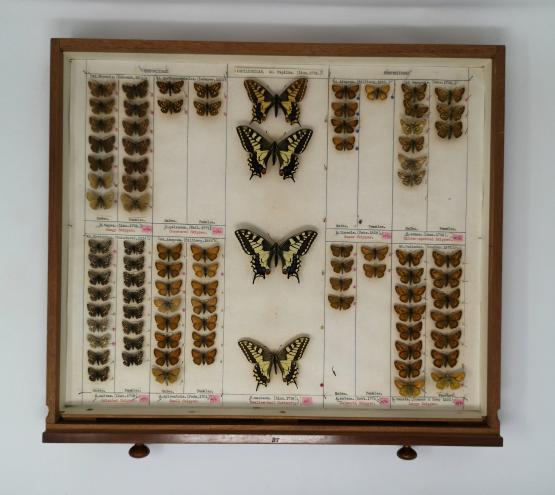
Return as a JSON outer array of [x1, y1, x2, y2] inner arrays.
[[1, 0, 554, 493]]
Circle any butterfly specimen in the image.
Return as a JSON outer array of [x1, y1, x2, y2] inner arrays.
[[87, 333, 111, 348], [193, 100, 221, 116], [329, 277, 352, 291], [88, 155, 114, 172], [88, 366, 110, 382], [430, 310, 462, 329], [236, 126, 313, 181], [124, 100, 149, 117], [123, 336, 144, 351], [361, 245, 388, 261], [191, 314, 218, 331], [395, 340, 422, 360], [330, 244, 354, 258], [155, 261, 183, 278], [188, 262, 218, 278], [400, 118, 426, 135], [331, 102, 358, 117], [155, 280, 183, 296], [402, 82, 427, 102], [190, 244, 220, 262], [403, 102, 429, 118], [394, 378, 425, 398], [194, 81, 222, 99], [88, 238, 112, 254], [332, 136, 356, 151], [153, 296, 181, 314], [122, 305, 144, 319], [191, 297, 217, 314], [328, 295, 354, 310], [431, 349, 459, 368], [332, 84, 359, 100], [436, 104, 465, 122], [330, 258, 354, 274], [365, 84, 390, 101], [122, 175, 148, 193], [87, 303, 111, 317], [435, 121, 463, 139], [238, 336, 310, 389], [123, 158, 148, 174], [154, 348, 181, 367], [398, 169, 426, 187], [363, 263, 386, 278], [396, 249, 424, 267], [157, 79, 185, 96], [120, 193, 150, 212], [122, 138, 150, 156], [89, 98, 115, 115], [431, 288, 460, 309], [89, 116, 115, 133], [122, 350, 144, 366], [395, 285, 426, 303], [88, 172, 113, 190], [398, 154, 428, 171], [192, 331, 216, 348], [157, 243, 182, 261], [154, 331, 182, 349], [394, 304, 426, 322], [331, 118, 358, 134], [244, 78, 307, 125], [86, 191, 115, 210], [123, 271, 145, 287], [430, 268, 463, 288], [88, 80, 115, 97], [432, 249, 462, 268], [123, 256, 144, 271], [152, 366, 181, 385], [88, 286, 112, 301], [122, 80, 148, 99], [191, 280, 219, 297], [154, 313, 181, 331], [394, 359, 422, 379], [431, 329, 462, 349], [191, 348, 217, 365], [122, 320, 144, 335], [122, 119, 149, 137], [235, 228, 318, 283], [123, 240, 145, 255], [87, 317, 109, 332], [158, 99, 184, 114], [431, 371, 465, 390], [396, 322, 423, 341], [123, 288, 145, 304], [396, 267, 424, 284], [89, 135, 116, 153], [398, 136, 425, 153], [435, 86, 465, 104]]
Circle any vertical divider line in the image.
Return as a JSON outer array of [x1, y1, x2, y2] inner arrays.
[[182, 239, 187, 395], [82, 66, 88, 404], [389, 80, 397, 403], [147, 79, 155, 403], [221, 67, 229, 400]]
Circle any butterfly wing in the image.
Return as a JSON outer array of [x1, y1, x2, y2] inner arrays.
[[236, 126, 274, 179], [234, 229, 275, 282], [275, 129, 313, 181], [277, 230, 318, 282], [244, 80, 275, 123], [275, 336, 310, 386], [238, 339, 274, 390], [277, 78, 308, 125]]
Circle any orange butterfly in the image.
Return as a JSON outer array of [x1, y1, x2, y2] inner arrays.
[[394, 359, 422, 379], [190, 244, 220, 262], [396, 249, 424, 267], [191, 314, 218, 331], [154, 331, 182, 349], [328, 295, 354, 311], [432, 250, 462, 268], [394, 304, 426, 322], [329, 277, 352, 291], [330, 244, 353, 258], [330, 259, 354, 274], [191, 297, 218, 314], [154, 314, 181, 331], [431, 349, 459, 368], [363, 264, 386, 279], [157, 243, 182, 261], [153, 348, 181, 367], [191, 348, 217, 365], [394, 379, 425, 398], [395, 340, 422, 360], [430, 268, 462, 288], [395, 285, 426, 303], [396, 322, 423, 341], [430, 310, 462, 329], [431, 288, 460, 309], [430, 329, 462, 349], [191, 280, 219, 297], [360, 245, 388, 261], [396, 267, 424, 284], [192, 331, 216, 348]]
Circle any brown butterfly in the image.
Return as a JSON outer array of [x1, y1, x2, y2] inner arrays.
[[87, 349, 110, 365], [122, 80, 148, 99], [158, 99, 184, 114], [398, 169, 426, 186], [400, 118, 426, 135], [88, 172, 113, 190], [88, 286, 112, 302], [431, 349, 459, 368], [122, 138, 150, 155], [190, 244, 220, 262], [122, 320, 144, 335], [88, 366, 110, 382], [122, 305, 143, 319], [120, 192, 150, 212], [154, 348, 181, 366], [154, 331, 182, 349], [193, 82, 222, 99], [192, 331, 216, 349], [430, 310, 462, 329], [431, 329, 462, 349], [87, 303, 110, 317], [155, 261, 183, 278], [432, 249, 462, 268], [395, 340, 422, 360], [122, 174, 148, 192], [122, 350, 143, 366], [88, 253, 112, 268], [360, 245, 388, 261], [328, 294, 354, 310], [191, 348, 217, 365], [155, 280, 183, 296], [191, 280, 219, 297], [398, 136, 425, 153], [124, 100, 149, 117], [403, 102, 429, 118], [122, 119, 149, 137], [123, 255, 144, 271], [332, 136, 356, 151], [398, 153, 427, 171], [191, 314, 218, 331], [396, 322, 422, 341], [89, 116, 115, 133], [157, 243, 182, 261], [88, 270, 111, 286], [330, 244, 353, 258], [193, 100, 221, 116], [396, 267, 424, 284], [394, 304, 426, 322], [191, 297, 218, 314], [88, 155, 114, 172], [157, 80, 185, 96], [395, 285, 426, 303], [401, 83, 427, 102], [331, 101, 358, 117], [155, 313, 181, 331], [435, 121, 463, 139], [394, 378, 425, 397], [330, 259, 354, 274], [363, 263, 386, 278], [87, 332, 111, 348], [396, 249, 424, 267], [123, 240, 145, 255], [365, 84, 390, 101], [123, 271, 145, 287], [153, 296, 181, 314], [152, 366, 181, 385], [123, 157, 148, 174], [88, 80, 115, 97], [331, 118, 358, 134], [394, 359, 422, 379], [431, 371, 465, 390], [123, 335, 144, 351], [87, 317, 109, 332], [89, 98, 115, 115], [123, 288, 145, 304], [192, 262, 219, 278], [431, 288, 460, 309], [435, 86, 465, 105], [436, 104, 465, 121], [88, 238, 112, 254], [89, 135, 115, 153], [332, 84, 359, 99], [329, 277, 352, 291], [430, 268, 463, 288]]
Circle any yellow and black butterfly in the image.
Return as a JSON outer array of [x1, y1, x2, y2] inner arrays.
[[395, 340, 422, 360], [431, 329, 462, 349], [123, 335, 144, 351], [329, 277, 352, 292], [332, 84, 359, 100], [238, 336, 309, 389], [403, 102, 429, 118], [400, 118, 426, 135], [123, 288, 145, 304], [330, 118, 358, 134], [157, 79, 185, 96], [88, 286, 111, 301], [123, 157, 148, 174], [88, 80, 115, 98], [157, 243, 182, 261], [87, 332, 111, 348], [155, 279, 183, 296], [395, 378, 425, 398], [122, 119, 149, 137], [191, 348, 217, 365], [191, 314, 218, 332], [124, 100, 149, 117], [431, 288, 460, 309], [123, 240, 145, 255], [88, 270, 111, 286], [87, 317, 109, 332], [235, 228, 317, 283], [122, 175, 148, 193], [88, 155, 114, 172], [236, 126, 313, 181], [88, 253, 112, 268], [398, 169, 426, 187], [155, 313, 181, 331], [122, 320, 144, 335], [360, 245, 388, 261], [394, 304, 426, 322], [398, 136, 425, 153], [431, 371, 465, 390], [396, 322, 422, 341], [328, 294, 354, 310], [158, 99, 184, 114], [123, 271, 145, 287], [88, 238, 112, 254], [192, 262, 219, 278], [430, 268, 463, 288], [122, 80, 148, 99], [330, 244, 353, 258], [88, 172, 113, 190], [122, 305, 144, 320], [154, 348, 181, 367], [193, 81, 221, 99], [155, 261, 183, 279], [120, 193, 150, 212], [152, 366, 181, 385], [395, 285, 426, 303], [192, 331, 216, 349], [430, 310, 462, 329], [436, 104, 465, 122], [122, 350, 143, 366], [193, 100, 221, 116], [122, 138, 150, 156], [191, 280, 219, 297], [89, 98, 115, 115], [435, 86, 465, 105], [190, 244, 220, 262], [332, 136, 356, 151], [396, 249, 424, 267], [330, 258, 354, 274], [394, 359, 422, 379], [89, 116, 115, 133], [154, 331, 182, 349], [435, 121, 463, 139], [89, 135, 115, 153], [154, 296, 181, 314], [431, 349, 459, 368], [401, 82, 427, 102], [244, 78, 307, 125], [191, 297, 217, 315], [365, 84, 390, 101], [398, 154, 428, 171], [87, 350, 110, 366], [432, 249, 463, 268], [331, 101, 358, 117], [88, 366, 110, 382], [123, 256, 144, 271], [363, 263, 386, 278]]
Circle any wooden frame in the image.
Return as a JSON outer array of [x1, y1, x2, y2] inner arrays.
[[44, 39, 504, 458]]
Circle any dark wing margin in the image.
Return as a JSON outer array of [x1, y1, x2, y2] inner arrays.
[[234, 229, 275, 283], [236, 126, 273, 179], [244, 80, 274, 124], [276, 336, 310, 386], [276, 128, 313, 181], [278, 230, 318, 282], [278, 78, 308, 125]]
